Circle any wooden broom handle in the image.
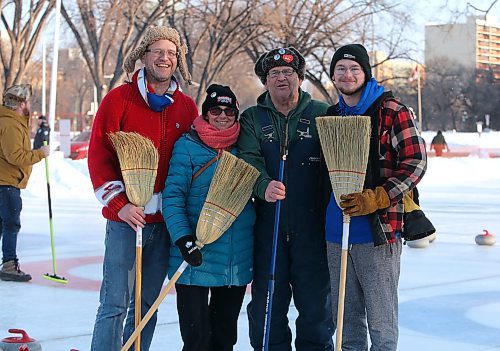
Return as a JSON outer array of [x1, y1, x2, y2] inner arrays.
[[134, 227, 143, 351], [335, 215, 351, 351], [122, 261, 189, 351], [335, 248, 348, 351]]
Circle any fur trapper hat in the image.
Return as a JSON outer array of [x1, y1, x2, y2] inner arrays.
[[123, 26, 191, 84], [254, 47, 305, 84], [2, 84, 32, 110]]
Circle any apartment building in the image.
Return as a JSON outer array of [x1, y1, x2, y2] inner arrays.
[[425, 16, 500, 80]]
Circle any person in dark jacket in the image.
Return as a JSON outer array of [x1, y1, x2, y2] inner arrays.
[[33, 115, 50, 150], [430, 130, 449, 156], [326, 44, 427, 351], [163, 84, 255, 351], [238, 47, 334, 351]]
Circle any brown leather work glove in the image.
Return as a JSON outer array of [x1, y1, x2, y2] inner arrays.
[[402, 191, 420, 212], [340, 186, 390, 216]]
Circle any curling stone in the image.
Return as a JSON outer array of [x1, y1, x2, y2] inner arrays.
[[475, 230, 496, 246], [0, 329, 41, 351], [406, 237, 430, 248]]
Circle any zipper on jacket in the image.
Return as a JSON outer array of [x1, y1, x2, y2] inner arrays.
[[228, 226, 233, 286]]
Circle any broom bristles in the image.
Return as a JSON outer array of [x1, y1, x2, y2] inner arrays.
[[108, 132, 159, 207], [196, 151, 260, 247], [316, 116, 371, 207]]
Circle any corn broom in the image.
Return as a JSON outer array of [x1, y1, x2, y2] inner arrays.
[[121, 150, 259, 351], [316, 115, 371, 351], [109, 132, 158, 351]]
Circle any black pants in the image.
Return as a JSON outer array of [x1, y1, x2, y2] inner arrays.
[[176, 284, 246, 351]]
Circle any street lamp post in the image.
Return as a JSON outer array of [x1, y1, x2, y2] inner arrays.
[[416, 65, 422, 130]]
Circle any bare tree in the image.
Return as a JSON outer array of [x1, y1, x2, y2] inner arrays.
[[467, 0, 499, 17], [422, 58, 472, 131], [463, 67, 500, 130], [61, 0, 178, 103], [0, 0, 56, 87], [243, 0, 414, 103], [52, 0, 417, 107], [168, 0, 265, 106]]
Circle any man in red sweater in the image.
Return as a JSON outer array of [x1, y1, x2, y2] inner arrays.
[[88, 26, 198, 351]]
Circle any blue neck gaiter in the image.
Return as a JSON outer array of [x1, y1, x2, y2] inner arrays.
[[338, 77, 384, 115], [146, 92, 174, 112], [144, 72, 177, 112]]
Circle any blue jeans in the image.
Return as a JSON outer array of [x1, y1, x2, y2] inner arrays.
[[91, 220, 170, 351], [0, 185, 22, 262]]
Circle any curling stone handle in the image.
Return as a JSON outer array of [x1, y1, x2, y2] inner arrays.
[[6, 329, 32, 342]]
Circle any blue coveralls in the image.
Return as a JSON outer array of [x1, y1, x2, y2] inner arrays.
[[247, 106, 334, 351]]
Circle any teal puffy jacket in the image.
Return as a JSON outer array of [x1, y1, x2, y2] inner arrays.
[[162, 132, 255, 286]]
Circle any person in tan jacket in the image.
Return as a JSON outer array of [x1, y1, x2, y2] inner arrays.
[[0, 84, 50, 282]]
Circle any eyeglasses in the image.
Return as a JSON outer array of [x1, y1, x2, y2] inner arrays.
[[268, 68, 295, 78], [334, 66, 363, 76], [145, 48, 179, 59], [208, 107, 238, 117]]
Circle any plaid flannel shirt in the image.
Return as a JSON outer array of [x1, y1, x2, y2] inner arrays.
[[376, 97, 427, 243]]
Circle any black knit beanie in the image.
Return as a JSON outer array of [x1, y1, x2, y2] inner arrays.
[[201, 84, 239, 119], [254, 47, 305, 84], [329, 44, 372, 82]]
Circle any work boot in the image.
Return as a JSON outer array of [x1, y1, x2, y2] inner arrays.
[[0, 260, 32, 282]]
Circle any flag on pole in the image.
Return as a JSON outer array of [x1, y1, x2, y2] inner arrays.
[[408, 64, 419, 82]]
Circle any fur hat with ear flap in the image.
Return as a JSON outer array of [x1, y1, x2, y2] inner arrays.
[[202, 84, 239, 120], [2, 84, 32, 110], [123, 25, 192, 84], [254, 47, 306, 84]]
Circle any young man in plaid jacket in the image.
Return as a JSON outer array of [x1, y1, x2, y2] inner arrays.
[[325, 44, 427, 351]]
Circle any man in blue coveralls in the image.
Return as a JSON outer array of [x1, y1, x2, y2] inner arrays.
[[238, 47, 334, 351]]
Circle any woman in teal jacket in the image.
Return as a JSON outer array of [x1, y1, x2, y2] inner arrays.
[[162, 84, 255, 351]]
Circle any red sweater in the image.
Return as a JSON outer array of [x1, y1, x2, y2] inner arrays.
[[88, 70, 198, 223]]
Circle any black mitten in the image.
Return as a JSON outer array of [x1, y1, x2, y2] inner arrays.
[[402, 190, 436, 242], [175, 235, 202, 266]]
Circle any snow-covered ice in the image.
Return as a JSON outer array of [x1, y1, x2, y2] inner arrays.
[[1, 131, 499, 350]]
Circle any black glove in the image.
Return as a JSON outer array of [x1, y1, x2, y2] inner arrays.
[[402, 190, 436, 242], [175, 235, 202, 267]]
